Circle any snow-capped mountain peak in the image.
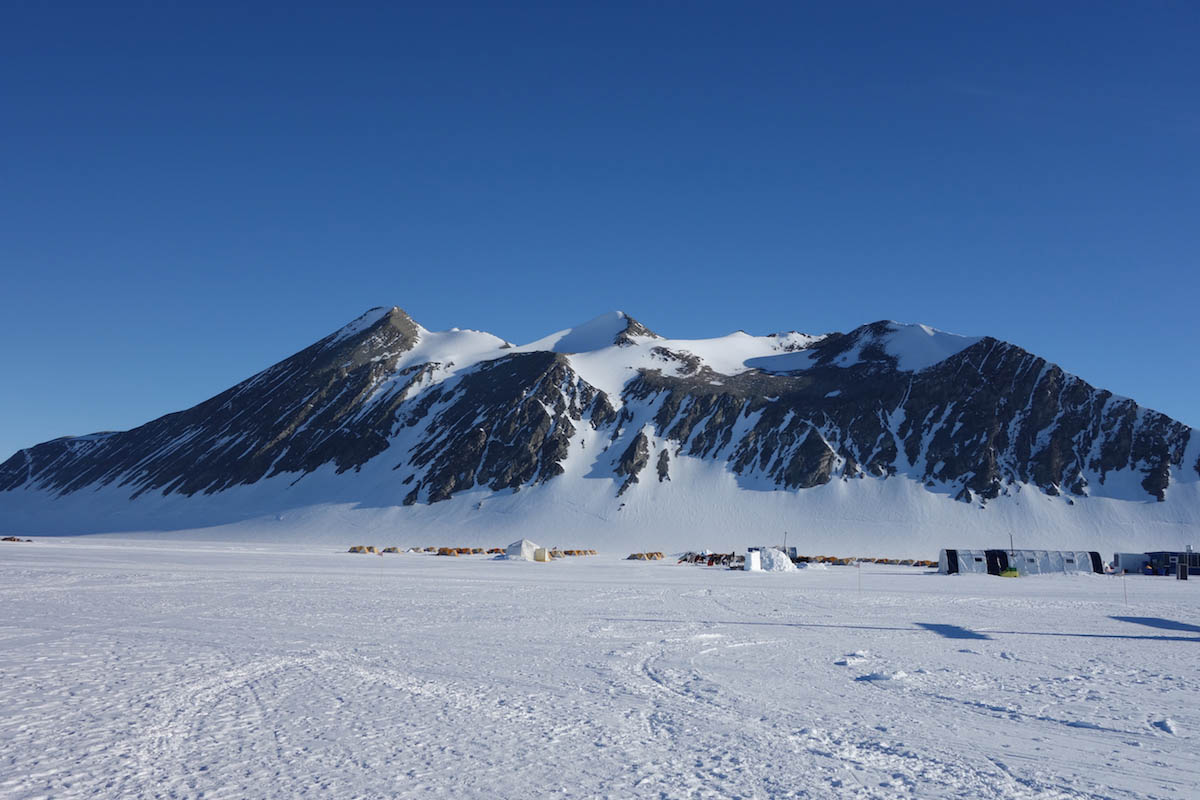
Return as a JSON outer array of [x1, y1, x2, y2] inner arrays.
[[2, 305, 1196, 553]]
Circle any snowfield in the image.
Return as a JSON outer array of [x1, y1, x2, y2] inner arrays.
[[3, 539, 1198, 799]]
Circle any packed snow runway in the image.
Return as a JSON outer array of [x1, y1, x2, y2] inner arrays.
[[2, 540, 1198, 799]]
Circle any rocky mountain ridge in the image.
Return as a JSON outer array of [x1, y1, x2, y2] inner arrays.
[[2, 307, 1196, 527]]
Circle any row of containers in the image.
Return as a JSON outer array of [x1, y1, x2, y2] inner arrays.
[[938, 548, 1199, 577]]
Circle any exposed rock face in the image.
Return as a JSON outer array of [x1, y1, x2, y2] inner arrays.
[[0, 307, 421, 498], [615, 316, 660, 346], [1, 310, 1194, 516], [615, 431, 650, 495], [404, 352, 611, 503], [649, 347, 701, 375], [619, 334, 1192, 502]]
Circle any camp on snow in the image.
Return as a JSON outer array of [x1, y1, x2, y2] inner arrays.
[[504, 539, 541, 562]]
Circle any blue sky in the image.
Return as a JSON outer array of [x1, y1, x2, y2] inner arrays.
[[2, 2, 1197, 459]]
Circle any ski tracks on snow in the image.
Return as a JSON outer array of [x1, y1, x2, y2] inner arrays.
[[3, 546, 1198, 799]]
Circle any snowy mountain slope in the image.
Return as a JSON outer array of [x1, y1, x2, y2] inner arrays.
[[516, 310, 659, 353], [1, 306, 1197, 551]]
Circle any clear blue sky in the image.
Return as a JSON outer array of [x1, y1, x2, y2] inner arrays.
[[2, 2, 1197, 460]]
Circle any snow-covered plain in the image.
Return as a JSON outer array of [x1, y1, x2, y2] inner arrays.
[[3, 539, 1198, 799]]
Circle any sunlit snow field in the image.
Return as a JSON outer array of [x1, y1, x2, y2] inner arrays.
[[2, 539, 1198, 799]]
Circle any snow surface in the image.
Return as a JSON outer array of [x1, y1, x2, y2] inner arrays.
[[333, 312, 977, 385], [3, 539, 1197, 799], [883, 322, 983, 372], [558, 329, 825, 401], [519, 311, 643, 354], [394, 324, 509, 377], [346, 323, 511, 404], [748, 322, 981, 374], [510, 311, 830, 398], [4, 441, 1197, 557]]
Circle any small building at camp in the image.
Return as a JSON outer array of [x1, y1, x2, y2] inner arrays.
[[939, 549, 1103, 576], [505, 538, 541, 561], [1145, 550, 1200, 576], [1111, 552, 1150, 574], [939, 549, 990, 574]]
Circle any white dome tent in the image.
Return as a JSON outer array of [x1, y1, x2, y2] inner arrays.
[[504, 538, 541, 562]]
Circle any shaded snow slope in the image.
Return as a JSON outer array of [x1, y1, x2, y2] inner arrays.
[[374, 323, 509, 384], [523, 309, 662, 352], [884, 322, 983, 371]]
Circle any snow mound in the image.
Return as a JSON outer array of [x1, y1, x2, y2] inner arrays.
[[1153, 718, 1178, 735], [759, 548, 797, 572], [883, 322, 982, 372], [521, 311, 637, 354], [856, 670, 908, 682]]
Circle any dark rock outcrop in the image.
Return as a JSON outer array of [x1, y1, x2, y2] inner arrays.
[[615, 431, 650, 495], [0, 307, 422, 498], [404, 352, 610, 503], [614, 315, 660, 346]]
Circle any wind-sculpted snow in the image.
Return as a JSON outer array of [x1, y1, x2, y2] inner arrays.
[[0, 306, 1196, 541], [3, 541, 1198, 799], [519, 310, 659, 353]]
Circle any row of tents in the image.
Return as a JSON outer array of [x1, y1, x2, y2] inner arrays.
[[348, 545, 501, 555], [503, 539, 596, 562], [347, 542, 597, 561]]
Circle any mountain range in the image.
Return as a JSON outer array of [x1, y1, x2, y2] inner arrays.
[[2, 307, 1197, 555]]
